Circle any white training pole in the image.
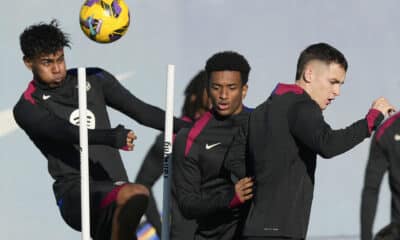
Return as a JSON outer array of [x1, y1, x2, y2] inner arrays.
[[78, 67, 91, 240], [161, 64, 175, 240]]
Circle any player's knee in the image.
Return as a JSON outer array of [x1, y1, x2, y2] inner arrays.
[[131, 184, 149, 196], [116, 184, 149, 206]]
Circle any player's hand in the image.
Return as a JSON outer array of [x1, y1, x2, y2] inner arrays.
[[123, 131, 137, 151], [371, 97, 396, 117], [234, 177, 254, 203]]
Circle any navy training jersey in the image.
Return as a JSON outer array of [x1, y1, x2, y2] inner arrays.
[[14, 67, 187, 201], [225, 83, 384, 238], [174, 108, 251, 240]]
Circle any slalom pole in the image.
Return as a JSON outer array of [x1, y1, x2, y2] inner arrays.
[[161, 64, 175, 240], [78, 67, 91, 240]]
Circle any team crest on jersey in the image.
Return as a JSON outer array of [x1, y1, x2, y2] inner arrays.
[[75, 81, 91, 91], [394, 134, 400, 141], [69, 109, 96, 129]]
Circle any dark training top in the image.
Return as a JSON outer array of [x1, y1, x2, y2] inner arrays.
[[13, 67, 188, 203], [361, 112, 400, 240], [174, 108, 251, 240], [170, 124, 200, 240], [226, 83, 383, 238]]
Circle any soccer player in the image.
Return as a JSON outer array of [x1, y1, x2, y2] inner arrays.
[[13, 20, 188, 240], [226, 42, 395, 240], [361, 112, 400, 240], [174, 51, 254, 240], [134, 70, 211, 238]]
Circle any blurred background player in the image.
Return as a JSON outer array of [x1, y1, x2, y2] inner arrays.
[[13, 20, 188, 240], [134, 70, 211, 238], [361, 111, 400, 240]]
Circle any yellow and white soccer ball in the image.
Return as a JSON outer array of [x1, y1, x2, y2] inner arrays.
[[79, 0, 130, 43]]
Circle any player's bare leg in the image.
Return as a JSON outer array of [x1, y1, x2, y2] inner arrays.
[[111, 184, 149, 240]]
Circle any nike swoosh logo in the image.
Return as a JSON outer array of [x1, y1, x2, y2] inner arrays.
[[205, 142, 221, 150], [42, 94, 51, 100], [394, 134, 400, 141]]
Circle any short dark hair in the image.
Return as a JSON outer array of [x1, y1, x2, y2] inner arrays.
[[205, 51, 251, 85], [295, 42, 348, 81], [20, 19, 71, 59], [181, 70, 208, 119]]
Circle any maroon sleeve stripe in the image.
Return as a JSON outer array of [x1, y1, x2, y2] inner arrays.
[[23, 81, 36, 105], [184, 111, 212, 157]]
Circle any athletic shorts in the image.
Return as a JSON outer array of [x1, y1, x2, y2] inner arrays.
[[57, 180, 127, 240]]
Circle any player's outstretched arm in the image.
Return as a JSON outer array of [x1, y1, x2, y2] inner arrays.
[[288, 98, 390, 158], [14, 101, 133, 149], [98, 69, 190, 132]]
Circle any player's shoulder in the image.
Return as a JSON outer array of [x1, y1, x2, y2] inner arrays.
[[236, 106, 252, 121], [293, 97, 318, 108], [272, 83, 304, 96], [67, 67, 116, 89], [243, 105, 254, 113], [13, 95, 27, 120], [14, 81, 38, 113], [67, 67, 106, 76], [176, 117, 211, 156], [175, 127, 190, 142], [289, 96, 320, 115], [13, 92, 41, 130], [173, 128, 190, 156]]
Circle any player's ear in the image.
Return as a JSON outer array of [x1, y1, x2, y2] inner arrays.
[[303, 60, 323, 84], [241, 84, 248, 99], [302, 65, 312, 83], [23, 56, 33, 70], [190, 94, 197, 103]]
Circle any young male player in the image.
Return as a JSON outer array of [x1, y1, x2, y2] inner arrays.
[[14, 20, 188, 240]]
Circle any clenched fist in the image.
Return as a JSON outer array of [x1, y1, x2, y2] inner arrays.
[[371, 97, 395, 117]]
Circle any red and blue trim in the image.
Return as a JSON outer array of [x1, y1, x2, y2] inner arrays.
[[273, 83, 304, 96], [23, 81, 37, 105], [184, 111, 212, 157]]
